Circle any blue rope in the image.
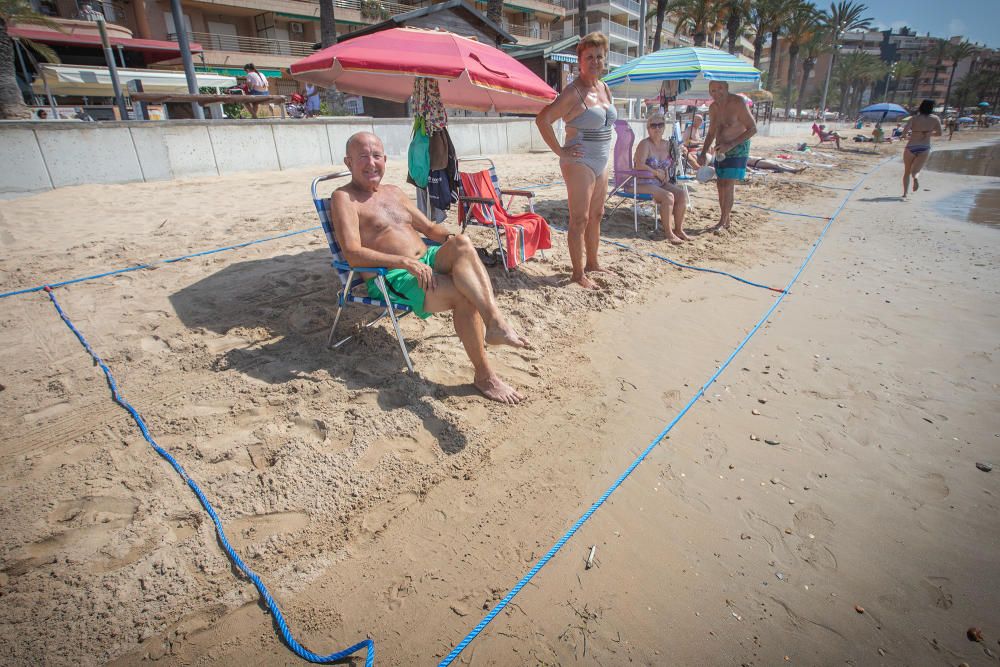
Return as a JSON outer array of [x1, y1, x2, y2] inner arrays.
[[736, 202, 831, 220], [41, 285, 374, 667], [548, 224, 785, 293], [439, 156, 896, 666], [0, 226, 322, 300]]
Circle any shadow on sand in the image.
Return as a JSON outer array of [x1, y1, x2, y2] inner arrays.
[[168, 248, 469, 454]]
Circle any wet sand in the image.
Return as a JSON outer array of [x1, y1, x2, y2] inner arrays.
[[1, 129, 998, 666]]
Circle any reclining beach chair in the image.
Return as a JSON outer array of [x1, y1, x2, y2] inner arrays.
[[811, 123, 839, 147], [606, 120, 660, 233], [311, 171, 433, 373], [456, 156, 545, 273]]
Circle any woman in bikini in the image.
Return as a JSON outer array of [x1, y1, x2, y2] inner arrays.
[[633, 112, 688, 244], [536, 32, 616, 290], [902, 99, 942, 198]]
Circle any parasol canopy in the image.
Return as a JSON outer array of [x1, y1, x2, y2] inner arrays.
[[603, 46, 761, 98], [859, 102, 907, 121], [957, 116, 975, 123], [289, 27, 555, 113]]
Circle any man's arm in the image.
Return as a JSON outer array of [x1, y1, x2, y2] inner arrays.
[[698, 111, 718, 166]]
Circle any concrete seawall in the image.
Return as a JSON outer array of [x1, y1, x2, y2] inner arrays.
[[1, 118, 835, 195]]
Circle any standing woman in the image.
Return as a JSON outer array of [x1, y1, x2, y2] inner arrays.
[[536, 32, 616, 289], [902, 99, 942, 198]]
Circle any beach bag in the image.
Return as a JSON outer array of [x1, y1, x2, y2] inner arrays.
[[408, 117, 430, 188]]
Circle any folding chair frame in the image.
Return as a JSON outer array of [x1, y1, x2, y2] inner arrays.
[[311, 172, 416, 373], [456, 156, 540, 274]]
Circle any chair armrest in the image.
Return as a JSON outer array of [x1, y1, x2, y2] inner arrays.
[[619, 169, 656, 178], [332, 260, 388, 274], [458, 195, 496, 205], [500, 188, 534, 198]]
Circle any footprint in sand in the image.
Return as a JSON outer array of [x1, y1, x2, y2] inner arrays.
[[357, 432, 439, 472], [4, 496, 139, 576], [792, 505, 838, 571]]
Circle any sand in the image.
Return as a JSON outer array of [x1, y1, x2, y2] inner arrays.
[[1, 127, 998, 666]]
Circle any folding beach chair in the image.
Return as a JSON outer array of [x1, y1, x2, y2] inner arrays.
[[311, 171, 434, 373], [456, 156, 542, 273], [811, 123, 840, 147]]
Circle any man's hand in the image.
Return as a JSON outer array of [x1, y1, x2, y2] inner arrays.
[[403, 258, 436, 291], [715, 143, 730, 158], [697, 151, 707, 167]]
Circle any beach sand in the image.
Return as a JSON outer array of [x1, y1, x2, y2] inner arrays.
[[1, 128, 998, 665]]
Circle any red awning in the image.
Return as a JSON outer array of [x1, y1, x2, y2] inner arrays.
[[8, 27, 202, 60]]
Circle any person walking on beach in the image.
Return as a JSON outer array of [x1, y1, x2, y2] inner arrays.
[[535, 32, 615, 290], [243, 63, 269, 119], [633, 112, 689, 243], [698, 81, 757, 232], [901, 100, 942, 198], [330, 132, 530, 404], [304, 83, 322, 118]]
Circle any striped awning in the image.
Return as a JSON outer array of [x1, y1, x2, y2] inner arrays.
[[550, 53, 577, 63], [603, 46, 760, 97]]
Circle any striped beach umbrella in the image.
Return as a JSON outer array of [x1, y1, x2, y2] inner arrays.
[[603, 46, 761, 98]]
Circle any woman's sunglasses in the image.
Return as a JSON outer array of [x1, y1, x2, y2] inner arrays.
[[648, 122, 666, 128]]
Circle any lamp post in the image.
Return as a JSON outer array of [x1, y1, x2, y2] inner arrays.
[[168, 0, 205, 119]]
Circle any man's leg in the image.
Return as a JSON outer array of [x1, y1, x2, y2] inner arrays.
[[422, 276, 524, 404], [432, 235, 530, 348], [712, 179, 735, 230]]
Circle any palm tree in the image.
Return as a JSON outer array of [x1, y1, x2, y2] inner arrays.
[[906, 55, 927, 107], [1, 0, 61, 120], [671, 0, 723, 47], [578, 0, 589, 37], [486, 0, 504, 45], [926, 38, 949, 101], [748, 0, 781, 69], [648, 0, 683, 51], [766, 0, 796, 83], [318, 0, 345, 114], [719, 0, 750, 55], [944, 40, 976, 110], [817, 0, 873, 117], [782, 1, 820, 117], [796, 26, 829, 118]]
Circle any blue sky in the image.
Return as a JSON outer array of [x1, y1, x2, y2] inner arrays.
[[858, 0, 999, 48]]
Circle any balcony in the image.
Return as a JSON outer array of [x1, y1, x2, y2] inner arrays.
[[608, 50, 630, 67], [586, 18, 639, 45], [170, 31, 314, 57], [564, 0, 640, 17], [501, 21, 551, 43]]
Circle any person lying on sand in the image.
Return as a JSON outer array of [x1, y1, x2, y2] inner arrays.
[[746, 157, 807, 174], [330, 132, 530, 405]]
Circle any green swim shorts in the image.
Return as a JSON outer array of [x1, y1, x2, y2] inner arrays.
[[714, 139, 751, 180], [365, 245, 441, 319]]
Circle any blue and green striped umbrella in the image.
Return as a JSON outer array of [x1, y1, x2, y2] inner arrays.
[[603, 46, 761, 97]]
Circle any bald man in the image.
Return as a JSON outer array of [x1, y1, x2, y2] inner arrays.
[[329, 132, 530, 404], [698, 81, 757, 232]]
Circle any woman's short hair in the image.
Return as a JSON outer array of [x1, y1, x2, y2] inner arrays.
[[577, 32, 609, 58], [646, 112, 666, 125], [918, 99, 935, 115]]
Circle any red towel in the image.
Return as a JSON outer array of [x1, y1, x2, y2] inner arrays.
[[458, 170, 552, 270]]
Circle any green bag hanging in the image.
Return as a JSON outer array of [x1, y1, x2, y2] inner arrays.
[[408, 116, 430, 188]]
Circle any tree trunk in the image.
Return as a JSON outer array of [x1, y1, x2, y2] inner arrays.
[[768, 30, 780, 80], [579, 0, 589, 37], [944, 63, 958, 110], [752, 33, 765, 69], [727, 11, 740, 55], [319, 0, 345, 114], [0, 24, 30, 120], [784, 46, 799, 117], [486, 0, 504, 46], [796, 59, 813, 119], [653, 0, 667, 51], [693, 30, 706, 47]]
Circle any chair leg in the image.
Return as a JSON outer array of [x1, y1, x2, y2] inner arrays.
[[327, 303, 345, 348], [492, 224, 509, 273], [375, 276, 415, 373], [326, 276, 354, 348]]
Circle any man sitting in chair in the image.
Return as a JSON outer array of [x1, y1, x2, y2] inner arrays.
[[330, 132, 530, 405]]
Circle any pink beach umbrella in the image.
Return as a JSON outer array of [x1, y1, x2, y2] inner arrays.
[[289, 27, 556, 113]]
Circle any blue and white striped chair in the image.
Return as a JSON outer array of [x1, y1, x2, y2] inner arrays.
[[311, 171, 427, 373]]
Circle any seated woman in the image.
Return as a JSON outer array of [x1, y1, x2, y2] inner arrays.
[[634, 113, 688, 244], [746, 156, 807, 174], [813, 123, 842, 149], [681, 114, 704, 171]]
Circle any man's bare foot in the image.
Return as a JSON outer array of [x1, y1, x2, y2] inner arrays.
[[571, 273, 600, 289], [474, 373, 524, 405], [666, 234, 683, 245], [584, 264, 608, 273], [708, 222, 729, 234], [485, 319, 531, 348], [674, 228, 690, 241]]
